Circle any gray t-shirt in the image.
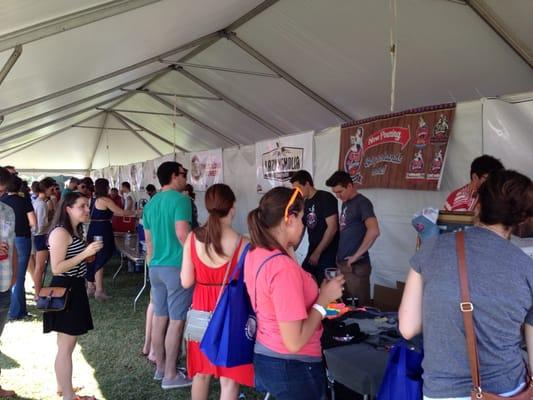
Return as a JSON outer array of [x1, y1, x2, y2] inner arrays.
[[336, 194, 375, 261], [411, 227, 533, 398], [32, 197, 48, 235]]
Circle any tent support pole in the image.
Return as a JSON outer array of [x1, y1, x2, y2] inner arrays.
[[0, 112, 103, 160], [111, 111, 188, 152], [0, 93, 128, 145], [96, 108, 180, 117], [89, 112, 109, 170], [225, 32, 354, 122], [176, 67, 284, 137], [121, 88, 221, 101], [0, 67, 168, 134], [147, 93, 239, 146], [110, 113, 163, 156], [465, 0, 533, 69], [0, 45, 22, 87]]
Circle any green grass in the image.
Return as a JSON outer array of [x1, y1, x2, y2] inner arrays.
[[0, 258, 264, 399]]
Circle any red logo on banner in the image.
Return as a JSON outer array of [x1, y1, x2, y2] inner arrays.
[[365, 127, 411, 151]]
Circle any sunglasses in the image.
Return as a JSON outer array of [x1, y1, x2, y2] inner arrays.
[[284, 187, 303, 222]]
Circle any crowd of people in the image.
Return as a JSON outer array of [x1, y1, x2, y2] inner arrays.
[[0, 154, 531, 400]]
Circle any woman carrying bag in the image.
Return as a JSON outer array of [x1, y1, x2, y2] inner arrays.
[[244, 187, 344, 400], [45, 192, 103, 400], [399, 170, 533, 400], [181, 184, 253, 400]]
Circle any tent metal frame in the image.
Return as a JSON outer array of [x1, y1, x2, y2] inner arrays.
[[0, 45, 23, 87], [73, 125, 142, 131], [96, 107, 181, 117], [111, 111, 188, 153], [160, 60, 280, 78], [89, 112, 110, 171], [0, 0, 162, 53], [176, 67, 284, 137], [110, 113, 163, 156], [121, 88, 222, 101]]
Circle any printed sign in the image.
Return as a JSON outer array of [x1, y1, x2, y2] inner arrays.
[[189, 148, 223, 192], [339, 104, 455, 190], [256, 131, 314, 193]]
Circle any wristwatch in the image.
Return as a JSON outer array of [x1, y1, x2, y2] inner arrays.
[[312, 303, 327, 319]]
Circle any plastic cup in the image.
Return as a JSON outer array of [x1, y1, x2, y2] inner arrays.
[[324, 267, 341, 280], [93, 235, 103, 242], [0, 222, 11, 261]]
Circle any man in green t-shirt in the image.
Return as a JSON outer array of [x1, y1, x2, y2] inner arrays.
[[61, 177, 79, 198], [143, 161, 192, 390]]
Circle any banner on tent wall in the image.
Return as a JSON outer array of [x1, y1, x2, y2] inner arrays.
[[339, 104, 455, 190], [108, 166, 120, 189], [255, 131, 314, 193], [190, 149, 223, 192], [482, 99, 533, 179], [129, 162, 143, 191]]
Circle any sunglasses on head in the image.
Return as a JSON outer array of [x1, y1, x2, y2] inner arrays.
[[284, 187, 303, 222]]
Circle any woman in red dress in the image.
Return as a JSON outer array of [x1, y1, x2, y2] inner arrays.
[[181, 184, 254, 400]]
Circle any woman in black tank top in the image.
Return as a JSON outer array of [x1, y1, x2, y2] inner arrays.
[[45, 192, 103, 400]]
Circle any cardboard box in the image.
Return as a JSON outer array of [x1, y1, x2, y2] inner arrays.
[[373, 284, 404, 311]]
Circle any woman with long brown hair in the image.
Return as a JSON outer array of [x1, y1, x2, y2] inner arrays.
[[45, 192, 103, 400], [244, 186, 344, 400], [181, 184, 253, 400]]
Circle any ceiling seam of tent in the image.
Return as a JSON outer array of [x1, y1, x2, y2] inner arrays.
[[0, 67, 169, 134], [223, 31, 355, 123], [0, 0, 163, 53], [0, 111, 104, 161], [111, 111, 188, 153], [0, 93, 129, 145], [110, 112, 163, 156], [89, 112, 109, 170], [147, 92, 239, 147], [465, 0, 533, 69], [175, 67, 284, 137]]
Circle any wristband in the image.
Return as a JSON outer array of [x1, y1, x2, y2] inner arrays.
[[312, 303, 327, 319]]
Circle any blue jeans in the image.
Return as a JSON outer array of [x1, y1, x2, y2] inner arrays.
[[9, 236, 31, 319], [254, 353, 326, 400]]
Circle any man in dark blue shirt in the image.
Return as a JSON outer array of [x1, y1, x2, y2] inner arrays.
[[326, 171, 380, 306]]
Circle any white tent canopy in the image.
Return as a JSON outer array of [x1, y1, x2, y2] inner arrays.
[[0, 0, 532, 170]]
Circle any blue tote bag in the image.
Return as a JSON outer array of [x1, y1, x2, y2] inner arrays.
[[200, 243, 255, 367], [377, 339, 423, 400]]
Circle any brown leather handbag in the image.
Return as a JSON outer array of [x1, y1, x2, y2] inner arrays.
[[455, 231, 533, 400]]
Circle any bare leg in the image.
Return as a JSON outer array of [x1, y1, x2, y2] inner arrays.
[[94, 268, 110, 300], [27, 254, 37, 288], [219, 377, 240, 400], [142, 303, 154, 356], [152, 315, 169, 374], [164, 320, 185, 379], [55, 332, 77, 400], [33, 250, 48, 299], [191, 373, 211, 400]]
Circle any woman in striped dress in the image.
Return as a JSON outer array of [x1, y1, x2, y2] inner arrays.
[[45, 192, 103, 400]]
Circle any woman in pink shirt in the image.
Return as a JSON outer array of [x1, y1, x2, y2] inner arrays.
[[245, 187, 344, 400]]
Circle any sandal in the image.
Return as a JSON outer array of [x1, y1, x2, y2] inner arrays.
[[72, 396, 97, 400], [57, 386, 83, 396]]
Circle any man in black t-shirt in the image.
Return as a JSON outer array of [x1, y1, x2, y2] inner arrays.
[[326, 171, 380, 306], [291, 170, 339, 284]]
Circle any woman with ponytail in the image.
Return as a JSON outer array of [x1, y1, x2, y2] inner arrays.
[[181, 184, 253, 400], [244, 186, 344, 400]]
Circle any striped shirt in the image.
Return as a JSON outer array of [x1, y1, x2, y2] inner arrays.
[[444, 184, 477, 212], [51, 229, 87, 278]]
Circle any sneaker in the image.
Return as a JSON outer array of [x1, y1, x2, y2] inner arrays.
[[153, 370, 164, 381], [161, 372, 192, 389]]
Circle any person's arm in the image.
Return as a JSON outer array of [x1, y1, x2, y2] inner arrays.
[[278, 275, 345, 352], [308, 215, 338, 266], [345, 216, 380, 264], [102, 197, 135, 217], [10, 245, 17, 288], [180, 233, 195, 289], [525, 324, 533, 371], [48, 228, 102, 274], [144, 229, 152, 266], [398, 268, 423, 340], [27, 211, 37, 230], [175, 221, 190, 246]]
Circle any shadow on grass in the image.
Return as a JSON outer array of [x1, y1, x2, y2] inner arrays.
[[0, 350, 19, 369]]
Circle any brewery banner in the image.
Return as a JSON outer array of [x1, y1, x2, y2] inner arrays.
[[256, 131, 314, 193], [339, 103, 455, 190], [190, 148, 223, 192]]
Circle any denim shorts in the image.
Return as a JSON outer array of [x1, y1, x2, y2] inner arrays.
[[34, 234, 48, 252], [149, 267, 192, 321], [254, 353, 326, 400]]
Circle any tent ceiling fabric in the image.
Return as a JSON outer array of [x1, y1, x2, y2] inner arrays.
[[0, 0, 532, 170]]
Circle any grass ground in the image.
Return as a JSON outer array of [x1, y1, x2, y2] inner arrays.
[[0, 258, 264, 400]]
